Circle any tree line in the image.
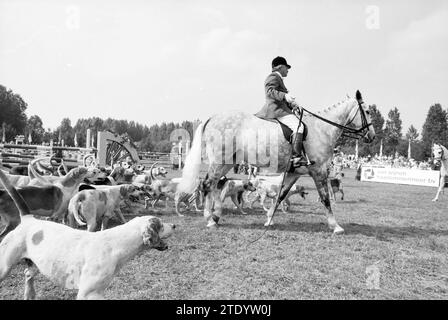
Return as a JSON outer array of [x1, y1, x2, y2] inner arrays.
[[1, 84, 447, 160], [337, 103, 448, 161], [0, 85, 198, 153]]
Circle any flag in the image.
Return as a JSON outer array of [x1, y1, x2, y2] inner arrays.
[[2, 123, 5, 143], [379, 139, 383, 157], [74, 133, 78, 147], [408, 138, 411, 159]]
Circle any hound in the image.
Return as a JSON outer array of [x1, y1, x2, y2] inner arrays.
[[327, 161, 345, 201], [248, 178, 307, 213], [0, 170, 31, 187], [23, 166, 101, 222], [329, 173, 345, 201], [134, 162, 168, 184], [279, 184, 308, 212], [1, 167, 100, 239], [83, 166, 127, 186], [217, 177, 256, 215], [67, 184, 140, 232], [145, 178, 179, 211], [174, 178, 205, 215], [8, 165, 29, 176], [141, 177, 202, 216], [0, 169, 175, 300], [28, 158, 103, 187]]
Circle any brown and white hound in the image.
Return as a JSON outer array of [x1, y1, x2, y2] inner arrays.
[[67, 184, 140, 232], [217, 177, 257, 215], [0, 167, 101, 239], [248, 176, 307, 213], [0, 169, 175, 300]]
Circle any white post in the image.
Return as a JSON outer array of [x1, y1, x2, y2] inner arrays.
[[178, 140, 182, 170], [186, 139, 190, 155], [74, 133, 78, 147], [86, 129, 91, 148], [379, 139, 383, 157], [1, 122, 5, 143], [408, 138, 411, 159]]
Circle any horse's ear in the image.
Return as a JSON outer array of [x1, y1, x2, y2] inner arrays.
[[356, 90, 362, 101]]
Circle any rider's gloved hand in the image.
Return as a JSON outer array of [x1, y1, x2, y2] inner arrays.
[[284, 93, 295, 104], [291, 101, 302, 113]]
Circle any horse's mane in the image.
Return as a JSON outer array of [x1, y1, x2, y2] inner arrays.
[[317, 96, 353, 115]]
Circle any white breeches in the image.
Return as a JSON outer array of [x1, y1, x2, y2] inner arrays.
[[277, 114, 304, 134]]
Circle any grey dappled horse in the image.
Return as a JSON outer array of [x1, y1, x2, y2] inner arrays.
[[432, 143, 448, 202], [178, 90, 375, 234]]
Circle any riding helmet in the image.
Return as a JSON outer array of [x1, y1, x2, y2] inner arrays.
[[272, 56, 291, 69]]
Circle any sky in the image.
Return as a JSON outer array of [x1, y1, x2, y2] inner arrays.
[[1, 0, 447, 136]]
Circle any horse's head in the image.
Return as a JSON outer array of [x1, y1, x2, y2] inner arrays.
[[432, 143, 444, 163], [348, 90, 375, 143]]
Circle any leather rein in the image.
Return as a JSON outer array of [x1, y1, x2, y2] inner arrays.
[[300, 99, 373, 140]]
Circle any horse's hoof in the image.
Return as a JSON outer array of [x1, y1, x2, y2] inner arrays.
[[176, 213, 185, 217], [264, 221, 274, 227], [211, 214, 220, 224], [432, 198, 438, 202], [333, 226, 344, 235], [207, 221, 218, 229]]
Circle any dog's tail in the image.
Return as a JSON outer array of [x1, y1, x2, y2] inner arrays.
[[0, 169, 31, 217], [177, 123, 205, 194], [28, 158, 51, 185], [69, 198, 87, 226]]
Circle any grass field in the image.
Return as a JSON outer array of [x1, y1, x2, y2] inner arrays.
[[1, 168, 447, 300]]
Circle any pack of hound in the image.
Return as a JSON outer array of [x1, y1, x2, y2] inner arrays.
[[0, 157, 175, 299], [0, 152, 314, 299]]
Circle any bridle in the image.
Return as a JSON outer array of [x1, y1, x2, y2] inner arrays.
[[300, 98, 373, 140]]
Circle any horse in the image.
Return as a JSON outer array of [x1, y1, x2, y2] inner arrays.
[[431, 143, 448, 201], [177, 90, 375, 234]]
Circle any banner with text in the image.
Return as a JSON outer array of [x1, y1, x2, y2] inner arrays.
[[361, 166, 440, 187]]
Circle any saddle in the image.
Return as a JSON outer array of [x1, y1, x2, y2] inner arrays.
[[275, 120, 308, 143], [253, 115, 308, 143]]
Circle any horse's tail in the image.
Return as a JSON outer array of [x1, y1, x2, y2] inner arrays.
[[177, 122, 207, 194]]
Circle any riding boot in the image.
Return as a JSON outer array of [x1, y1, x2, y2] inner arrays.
[[290, 133, 315, 168]]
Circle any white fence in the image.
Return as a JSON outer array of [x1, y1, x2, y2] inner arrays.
[[361, 166, 440, 187]]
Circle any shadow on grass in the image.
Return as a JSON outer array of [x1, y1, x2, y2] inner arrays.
[[223, 219, 448, 240], [121, 205, 448, 240], [338, 198, 369, 204]]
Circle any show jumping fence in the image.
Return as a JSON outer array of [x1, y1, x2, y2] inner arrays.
[[1, 132, 189, 171]]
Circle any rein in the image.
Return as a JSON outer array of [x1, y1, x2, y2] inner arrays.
[[301, 99, 372, 139]]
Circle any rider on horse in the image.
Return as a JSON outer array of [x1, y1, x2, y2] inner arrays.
[[255, 56, 315, 169]]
